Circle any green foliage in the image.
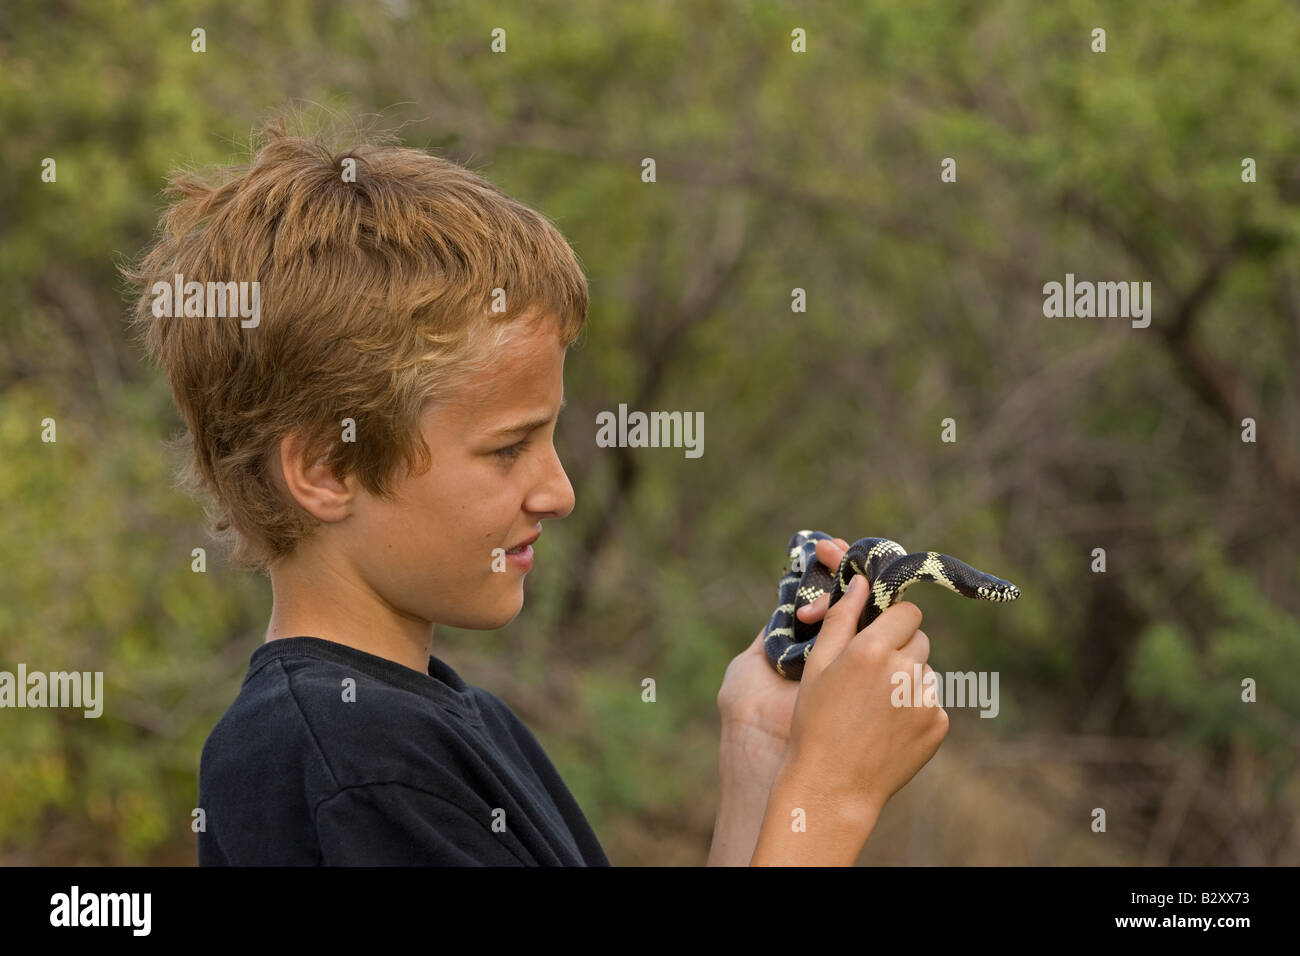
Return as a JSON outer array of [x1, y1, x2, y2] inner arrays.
[[1131, 559, 1300, 765], [0, 383, 264, 862], [3, 0, 1299, 863]]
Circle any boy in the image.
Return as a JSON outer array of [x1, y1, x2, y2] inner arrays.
[[126, 117, 944, 866]]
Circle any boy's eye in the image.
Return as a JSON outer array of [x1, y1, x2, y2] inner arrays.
[[495, 439, 530, 461]]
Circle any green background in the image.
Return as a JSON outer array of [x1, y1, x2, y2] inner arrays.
[[1, 0, 1298, 864]]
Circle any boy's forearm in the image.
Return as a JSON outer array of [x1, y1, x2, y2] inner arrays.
[[708, 773, 773, 866], [707, 725, 785, 866], [748, 764, 881, 866], [708, 729, 883, 866]]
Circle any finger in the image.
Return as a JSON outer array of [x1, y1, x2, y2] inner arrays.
[[921, 662, 950, 714], [899, 626, 930, 663], [814, 538, 845, 571], [796, 592, 830, 622], [920, 662, 940, 707], [801, 539, 864, 623], [803, 574, 871, 681], [795, 536, 856, 634], [856, 601, 924, 652]]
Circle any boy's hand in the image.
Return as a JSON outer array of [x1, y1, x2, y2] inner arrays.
[[717, 537, 850, 760], [779, 567, 948, 820], [709, 536, 850, 866]]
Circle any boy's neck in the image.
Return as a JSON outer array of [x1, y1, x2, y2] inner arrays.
[[264, 552, 434, 675]]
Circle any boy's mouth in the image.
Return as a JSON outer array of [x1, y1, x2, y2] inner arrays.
[[506, 531, 541, 554]]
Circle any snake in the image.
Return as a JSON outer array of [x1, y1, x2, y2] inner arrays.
[[762, 530, 1021, 680]]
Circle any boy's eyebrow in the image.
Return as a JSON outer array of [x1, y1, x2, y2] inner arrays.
[[486, 394, 567, 437]]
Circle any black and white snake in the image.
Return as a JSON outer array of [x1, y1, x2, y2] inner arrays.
[[763, 530, 1021, 680]]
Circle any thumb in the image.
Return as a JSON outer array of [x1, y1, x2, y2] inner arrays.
[[802, 574, 870, 682], [797, 539, 849, 622], [796, 592, 830, 622]]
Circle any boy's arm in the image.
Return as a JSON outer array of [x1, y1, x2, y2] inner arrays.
[[707, 725, 777, 866], [708, 735, 880, 866], [747, 761, 880, 866]]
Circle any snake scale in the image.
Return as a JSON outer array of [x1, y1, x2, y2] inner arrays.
[[763, 530, 1021, 680]]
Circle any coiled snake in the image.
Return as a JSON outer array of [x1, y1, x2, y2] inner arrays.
[[763, 530, 1021, 680]]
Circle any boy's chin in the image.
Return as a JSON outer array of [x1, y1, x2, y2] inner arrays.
[[494, 587, 526, 628], [446, 589, 524, 631]]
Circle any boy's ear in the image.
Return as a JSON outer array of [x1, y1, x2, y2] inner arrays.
[[276, 432, 354, 522]]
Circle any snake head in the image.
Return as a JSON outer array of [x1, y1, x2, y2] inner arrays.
[[975, 579, 1021, 602]]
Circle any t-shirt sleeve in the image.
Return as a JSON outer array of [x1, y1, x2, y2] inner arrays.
[[315, 782, 530, 866]]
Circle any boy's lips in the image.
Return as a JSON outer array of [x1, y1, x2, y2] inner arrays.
[[506, 531, 540, 553]]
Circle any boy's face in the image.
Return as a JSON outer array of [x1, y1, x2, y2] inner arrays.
[[336, 316, 575, 633]]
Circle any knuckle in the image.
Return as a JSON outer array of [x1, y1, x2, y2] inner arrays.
[[826, 595, 856, 619], [933, 708, 950, 735], [852, 638, 889, 668], [891, 601, 923, 630]]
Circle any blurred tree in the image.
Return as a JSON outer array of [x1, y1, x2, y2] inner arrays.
[[1, 0, 1297, 864]]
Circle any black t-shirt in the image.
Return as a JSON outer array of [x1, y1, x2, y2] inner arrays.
[[197, 636, 610, 866]]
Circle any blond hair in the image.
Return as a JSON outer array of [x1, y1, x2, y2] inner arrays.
[[123, 115, 588, 572]]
